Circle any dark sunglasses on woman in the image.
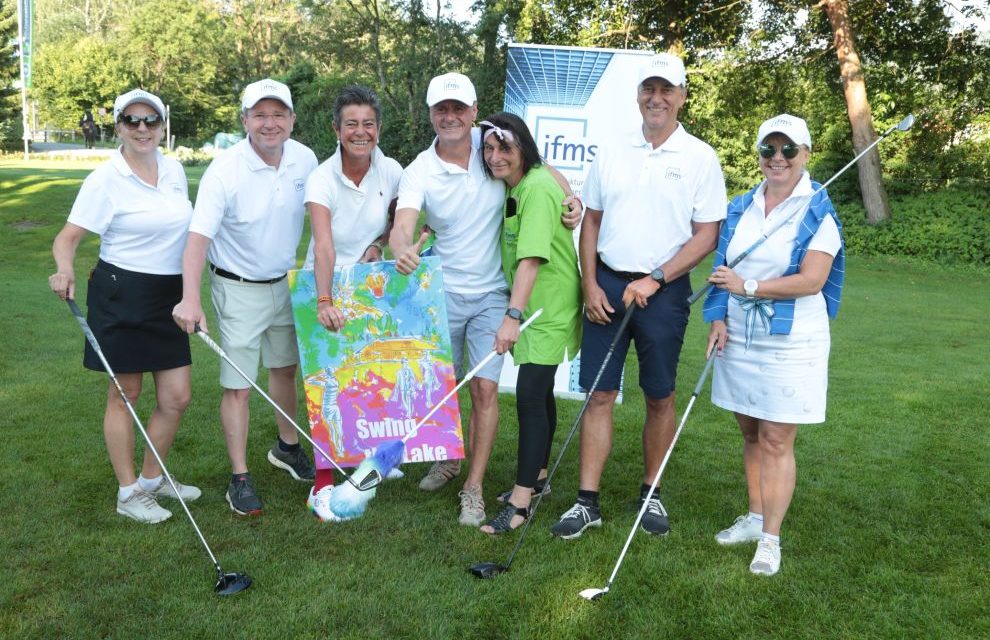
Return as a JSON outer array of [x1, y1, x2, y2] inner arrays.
[[118, 114, 164, 129], [758, 142, 800, 159]]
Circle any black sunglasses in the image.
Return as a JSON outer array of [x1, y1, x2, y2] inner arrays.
[[506, 197, 518, 218], [118, 114, 164, 129], [758, 142, 800, 159]]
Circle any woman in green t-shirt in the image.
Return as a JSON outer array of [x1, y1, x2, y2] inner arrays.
[[477, 112, 582, 533]]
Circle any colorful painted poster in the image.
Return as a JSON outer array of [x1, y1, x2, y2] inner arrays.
[[288, 257, 464, 469]]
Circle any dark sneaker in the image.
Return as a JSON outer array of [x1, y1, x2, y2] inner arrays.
[[640, 496, 670, 536], [550, 501, 602, 540], [226, 474, 263, 516], [267, 443, 315, 481]]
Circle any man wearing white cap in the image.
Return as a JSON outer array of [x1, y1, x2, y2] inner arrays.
[[172, 78, 319, 516], [550, 53, 727, 540], [390, 72, 581, 526]]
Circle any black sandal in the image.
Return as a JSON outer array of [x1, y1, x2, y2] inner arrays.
[[481, 501, 531, 534], [496, 478, 550, 504]]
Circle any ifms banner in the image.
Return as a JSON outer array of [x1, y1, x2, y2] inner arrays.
[[498, 44, 652, 400]]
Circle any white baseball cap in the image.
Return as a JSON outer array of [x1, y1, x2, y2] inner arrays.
[[757, 113, 812, 149], [637, 53, 687, 87], [241, 78, 293, 111], [113, 89, 166, 121], [426, 73, 477, 107]]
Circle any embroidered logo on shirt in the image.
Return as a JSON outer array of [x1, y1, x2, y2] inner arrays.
[[294, 178, 305, 191], [665, 166, 682, 181], [171, 183, 183, 193]]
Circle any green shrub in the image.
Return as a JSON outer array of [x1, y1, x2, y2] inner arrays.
[[840, 187, 990, 266]]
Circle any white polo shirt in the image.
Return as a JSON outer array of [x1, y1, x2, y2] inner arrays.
[[189, 137, 318, 280], [68, 148, 192, 275], [397, 128, 505, 294], [585, 123, 727, 273], [302, 145, 402, 268]]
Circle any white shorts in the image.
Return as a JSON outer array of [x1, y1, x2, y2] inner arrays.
[[445, 288, 509, 382], [209, 273, 298, 389]]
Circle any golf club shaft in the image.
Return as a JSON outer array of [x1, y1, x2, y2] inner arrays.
[[598, 351, 716, 593], [66, 299, 225, 576], [194, 327, 370, 490], [687, 113, 914, 306], [500, 306, 636, 570], [399, 308, 544, 445]]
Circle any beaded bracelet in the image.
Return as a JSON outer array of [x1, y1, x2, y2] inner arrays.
[[317, 295, 332, 304]]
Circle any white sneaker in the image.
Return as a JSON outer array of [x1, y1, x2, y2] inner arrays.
[[145, 475, 202, 502], [750, 538, 782, 576], [458, 486, 485, 526], [306, 486, 347, 523], [419, 460, 461, 491], [117, 490, 172, 524], [715, 514, 763, 545]]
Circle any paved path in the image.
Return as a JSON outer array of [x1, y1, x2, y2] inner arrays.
[[32, 142, 114, 158]]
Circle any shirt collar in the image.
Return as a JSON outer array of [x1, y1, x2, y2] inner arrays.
[[241, 136, 296, 171], [629, 122, 687, 152], [110, 146, 165, 183], [753, 171, 813, 210], [330, 144, 384, 187], [429, 127, 480, 175]]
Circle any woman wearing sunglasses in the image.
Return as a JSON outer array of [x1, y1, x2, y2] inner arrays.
[[703, 114, 845, 576], [48, 89, 199, 524], [476, 112, 581, 534]]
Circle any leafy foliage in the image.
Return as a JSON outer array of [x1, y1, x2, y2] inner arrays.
[[0, 0, 21, 151]]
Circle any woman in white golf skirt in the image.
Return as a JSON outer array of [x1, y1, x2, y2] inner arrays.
[[49, 89, 200, 524], [703, 114, 845, 576]]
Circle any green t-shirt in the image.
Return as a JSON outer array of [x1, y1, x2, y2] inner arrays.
[[501, 165, 582, 365]]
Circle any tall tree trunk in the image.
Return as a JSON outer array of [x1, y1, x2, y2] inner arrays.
[[823, 0, 891, 224]]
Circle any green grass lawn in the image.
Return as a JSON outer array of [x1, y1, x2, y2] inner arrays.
[[1, 160, 987, 639]]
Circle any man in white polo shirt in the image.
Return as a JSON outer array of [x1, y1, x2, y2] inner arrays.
[[550, 53, 727, 540], [172, 78, 319, 516], [391, 72, 581, 527]]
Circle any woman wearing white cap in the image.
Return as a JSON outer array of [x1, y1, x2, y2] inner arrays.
[[48, 89, 200, 524], [702, 114, 845, 576]]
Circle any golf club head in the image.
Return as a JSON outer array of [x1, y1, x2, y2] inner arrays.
[[896, 113, 916, 132], [468, 562, 509, 579], [215, 572, 252, 596], [353, 468, 383, 491], [578, 587, 608, 601]]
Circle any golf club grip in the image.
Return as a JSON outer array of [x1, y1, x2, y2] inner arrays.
[[694, 348, 717, 395]]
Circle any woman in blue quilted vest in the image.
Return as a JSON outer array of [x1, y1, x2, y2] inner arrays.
[[702, 114, 845, 577]]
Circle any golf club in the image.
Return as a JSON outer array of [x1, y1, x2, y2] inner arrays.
[[469, 305, 636, 579], [578, 348, 716, 601], [688, 112, 916, 305], [193, 326, 382, 492], [66, 299, 252, 597]]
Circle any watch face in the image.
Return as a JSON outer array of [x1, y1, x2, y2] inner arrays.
[[651, 268, 664, 282]]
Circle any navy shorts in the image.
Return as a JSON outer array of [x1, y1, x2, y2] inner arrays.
[[578, 266, 691, 399]]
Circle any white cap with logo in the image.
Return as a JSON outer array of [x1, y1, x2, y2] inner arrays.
[[426, 72, 477, 107], [241, 78, 294, 111], [113, 89, 166, 121], [756, 113, 812, 150], [637, 53, 687, 87]]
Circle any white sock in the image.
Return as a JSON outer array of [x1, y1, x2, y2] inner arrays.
[[748, 511, 764, 525], [118, 482, 140, 501], [137, 474, 162, 492], [762, 532, 780, 545]]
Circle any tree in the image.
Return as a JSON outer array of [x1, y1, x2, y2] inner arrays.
[[822, 0, 890, 224], [32, 36, 128, 130], [0, 0, 21, 151]]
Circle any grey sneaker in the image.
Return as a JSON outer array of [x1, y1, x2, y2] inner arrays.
[[458, 486, 486, 526], [117, 490, 172, 524], [639, 496, 670, 536], [715, 514, 763, 546], [267, 443, 315, 481], [750, 538, 781, 576], [550, 501, 602, 540], [419, 460, 461, 491], [226, 474, 263, 516], [145, 475, 202, 502]]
